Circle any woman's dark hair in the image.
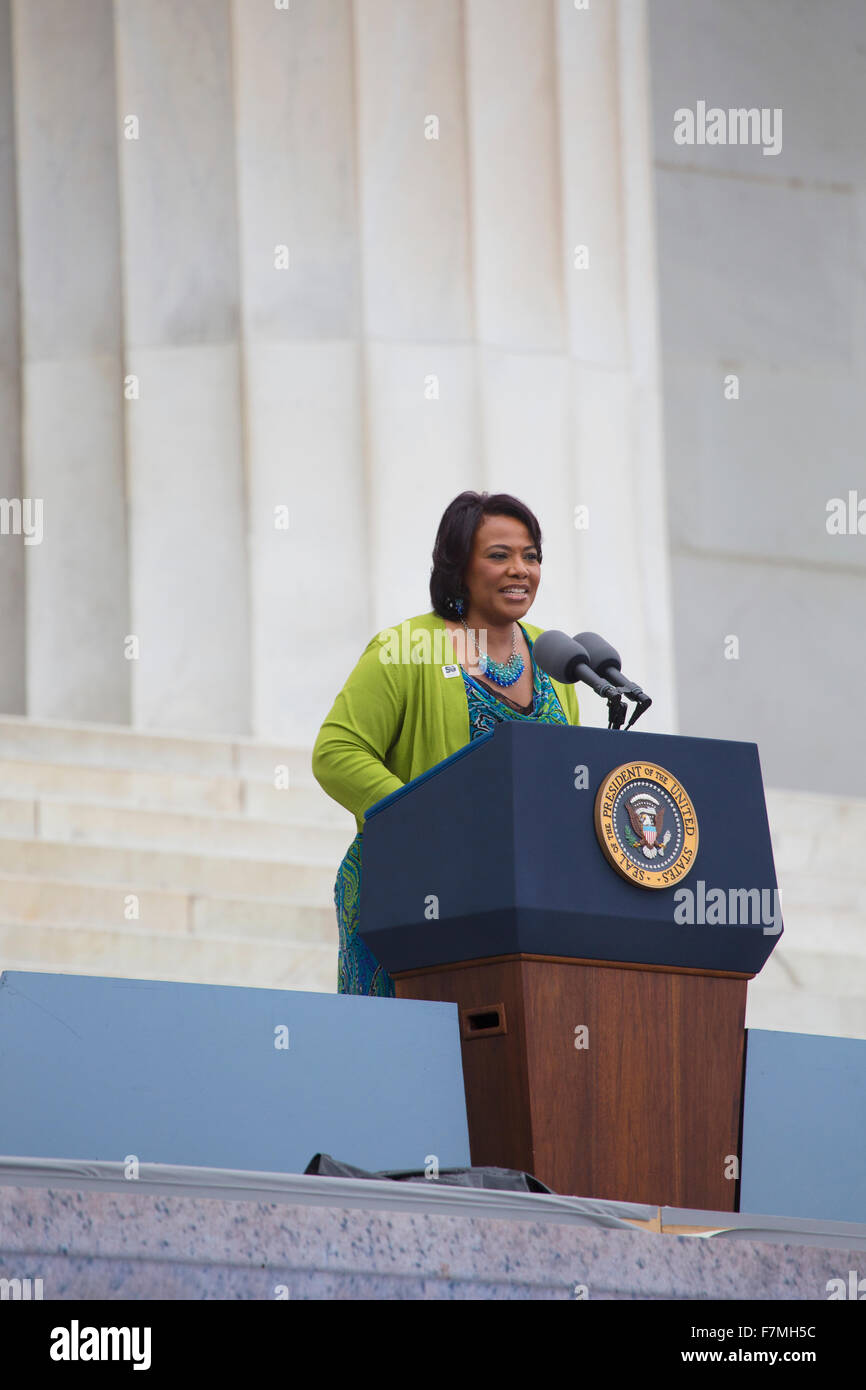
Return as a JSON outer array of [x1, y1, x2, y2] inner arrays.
[[429, 491, 543, 618]]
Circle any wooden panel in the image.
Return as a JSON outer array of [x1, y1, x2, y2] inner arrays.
[[395, 961, 534, 1173], [396, 955, 746, 1209], [521, 960, 746, 1207]]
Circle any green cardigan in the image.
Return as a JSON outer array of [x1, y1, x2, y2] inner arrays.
[[312, 611, 581, 833]]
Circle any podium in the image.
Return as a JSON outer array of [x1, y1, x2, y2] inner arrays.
[[360, 722, 782, 1209]]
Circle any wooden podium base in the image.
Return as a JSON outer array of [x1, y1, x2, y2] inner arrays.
[[395, 953, 749, 1210]]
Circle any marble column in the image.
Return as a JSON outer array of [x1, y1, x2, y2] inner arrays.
[[232, 0, 369, 742], [462, 0, 573, 654], [12, 0, 130, 723], [114, 0, 250, 734], [555, 0, 677, 728], [355, 0, 480, 635]]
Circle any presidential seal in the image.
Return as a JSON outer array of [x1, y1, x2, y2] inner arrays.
[[594, 762, 698, 888]]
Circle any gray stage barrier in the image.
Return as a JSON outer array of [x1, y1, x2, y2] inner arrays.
[[0, 971, 471, 1175], [741, 1027, 866, 1224]]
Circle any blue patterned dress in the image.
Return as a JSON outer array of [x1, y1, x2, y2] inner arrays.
[[333, 627, 570, 996]]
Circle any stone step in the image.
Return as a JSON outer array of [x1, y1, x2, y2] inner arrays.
[[0, 920, 336, 992], [0, 755, 242, 815], [0, 797, 351, 864], [0, 755, 353, 827], [0, 838, 335, 903], [0, 874, 336, 944], [245, 779, 354, 828], [0, 799, 36, 837], [0, 714, 313, 781], [190, 894, 337, 944]]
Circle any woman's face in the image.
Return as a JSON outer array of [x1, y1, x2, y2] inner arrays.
[[462, 515, 540, 625]]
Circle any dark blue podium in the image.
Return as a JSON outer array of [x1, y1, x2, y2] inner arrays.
[[359, 722, 783, 1208]]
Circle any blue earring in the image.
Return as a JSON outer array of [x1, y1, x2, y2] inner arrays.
[[454, 597, 464, 616]]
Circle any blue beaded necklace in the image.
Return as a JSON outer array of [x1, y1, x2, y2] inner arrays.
[[460, 616, 525, 688]]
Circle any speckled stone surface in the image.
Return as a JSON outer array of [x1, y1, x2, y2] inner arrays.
[[1, 1182, 861, 1300]]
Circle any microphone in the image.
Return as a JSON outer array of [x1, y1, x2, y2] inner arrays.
[[573, 631, 649, 702], [574, 630, 653, 729], [532, 631, 621, 699]]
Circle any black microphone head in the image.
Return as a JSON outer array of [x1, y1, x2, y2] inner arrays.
[[574, 630, 621, 676], [532, 630, 589, 683]]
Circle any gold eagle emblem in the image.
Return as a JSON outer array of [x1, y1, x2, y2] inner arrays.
[[625, 793, 673, 859]]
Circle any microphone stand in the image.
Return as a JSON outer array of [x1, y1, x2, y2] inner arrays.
[[624, 695, 652, 730], [607, 691, 653, 730], [607, 695, 627, 730]]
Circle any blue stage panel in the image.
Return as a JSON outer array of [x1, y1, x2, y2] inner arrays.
[[741, 1028, 866, 1223], [0, 971, 471, 1174]]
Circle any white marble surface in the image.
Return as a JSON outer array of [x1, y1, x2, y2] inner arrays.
[[25, 357, 129, 724], [125, 344, 249, 734], [465, 0, 565, 353], [12, 0, 122, 359], [244, 339, 369, 742], [662, 362, 866, 570], [670, 553, 866, 796], [114, 0, 239, 348], [355, 0, 473, 342], [556, 0, 628, 367], [568, 363, 676, 732], [10, 1, 128, 724], [648, 0, 866, 185], [365, 340, 482, 635], [648, 0, 866, 801], [655, 171, 854, 367], [233, 0, 360, 341]]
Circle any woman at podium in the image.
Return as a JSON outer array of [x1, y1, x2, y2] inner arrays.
[[312, 490, 581, 997]]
